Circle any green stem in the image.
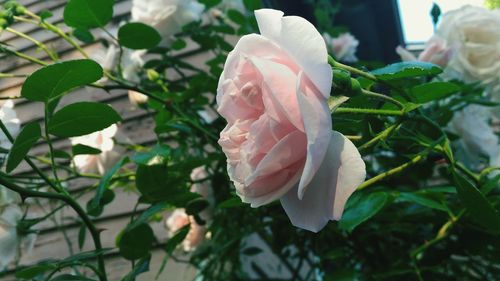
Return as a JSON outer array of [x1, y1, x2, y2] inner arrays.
[[358, 122, 402, 151], [357, 153, 425, 190], [1, 46, 48, 66], [24, 10, 89, 59], [328, 56, 378, 82], [0, 73, 27, 78], [44, 104, 63, 191], [0, 119, 60, 193], [334, 107, 405, 116], [0, 177, 108, 281], [362, 89, 405, 109], [6, 27, 58, 61]]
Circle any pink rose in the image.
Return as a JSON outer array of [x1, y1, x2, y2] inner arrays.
[[396, 37, 452, 68], [217, 9, 366, 232]]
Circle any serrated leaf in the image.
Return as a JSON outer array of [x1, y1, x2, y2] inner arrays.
[[21, 60, 103, 102], [372, 61, 442, 80], [6, 122, 41, 173], [118, 22, 161, 50], [64, 0, 113, 29], [48, 102, 121, 138]]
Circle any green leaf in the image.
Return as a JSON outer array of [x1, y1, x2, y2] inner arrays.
[[51, 274, 96, 281], [63, 0, 113, 29], [72, 144, 102, 156], [131, 144, 170, 165], [198, 0, 222, 8], [122, 254, 151, 281], [227, 10, 246, 25], [15, 263, 56, 279], [6, 122, 41, 173], [48, 102, 121, 137], [243, 0, 262, 10], [481, 174, 500, 195], [87, 157, 128, 216], [452, 170, 500, 234], [410, 82, 460, 103], [171, 38, 187, 50], [372, 62, 442, 80], [399, 192, 448, 212], [118, 22, 161, 50], [185, 198, 209, 216], [73, 28, 95, 43], [218, 197, 246, 209], [40, 10, 53, 21], [21, 60, 103, 102], [339, 192, 389, 232], [165, 224, 189, 254], [118, 223, 155, 260]]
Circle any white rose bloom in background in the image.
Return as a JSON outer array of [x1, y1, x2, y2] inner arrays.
[[165, 166, 213, 251], [436, 5, 500, 89], [0, 205, 36, 270], [0, 100, 20, 149], [70, 124, 120, 175], [131, 0, 205, 45], [449, 105, 500, 168], [0, 187, 21, 208], [396, 36, 453, 68], [323, 32, 359, 63]]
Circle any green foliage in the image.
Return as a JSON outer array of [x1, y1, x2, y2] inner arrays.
[[339, 192, 390, 232], [452, 170, 500, 234], [372, 61, 442, 80], [118, 22, 162, 50], [63, 0, 114, 28], [117, 223, 155, 260], [410, 81, 461, 103], [21, 60, 103, 102], [48, 102, 121, 137], [6, 122, 40, 173], [72, 144, 102, 156]]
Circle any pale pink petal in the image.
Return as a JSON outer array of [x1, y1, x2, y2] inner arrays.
[[296, 73, 332, 199], [280, 131, 366, 232], [250, 56, 304, 131], [255, 9, 332, 97]]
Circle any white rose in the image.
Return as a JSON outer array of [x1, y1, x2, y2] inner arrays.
[[449, 105, 499, 168], [323, 32, 359, 63], [0, 205, 36, 270], [436, 5, 500, 86], [70, 124, 121, 175], [131, 0, 205, 45], [0, 100, 20, 150]]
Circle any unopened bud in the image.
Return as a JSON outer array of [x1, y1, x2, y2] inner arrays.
[[128, 90, 149, 106], [146, 69, 160, 81], [346, 78, 362, 97], [3, 1, 17, 10], [332, 68, 351, 91], [0, 18, 7, 29], [14, 5, 26, 15]]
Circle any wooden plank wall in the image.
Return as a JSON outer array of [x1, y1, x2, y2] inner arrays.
[[0, 0, 202, 279]]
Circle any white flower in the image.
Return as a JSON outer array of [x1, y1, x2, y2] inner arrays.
[[128, 90, 149, 106], [70, 124, 120, 175], [131, 0, 205, 45], [436, 5, 500, 87], [396, 37, 453, 68], [122, 50, 146, 83], [0, 187, 21, 208], [449, 105, 499, 168], [0, 100, 20, 150], [164, 166, 213, 251], [323, 32, 359, 63], [0, 205, 36, 270]]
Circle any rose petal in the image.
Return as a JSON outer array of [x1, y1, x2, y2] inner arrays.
[[295, 73, 332, 199], [255, 9, 332, 97], [280, 131, 366, 232]]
